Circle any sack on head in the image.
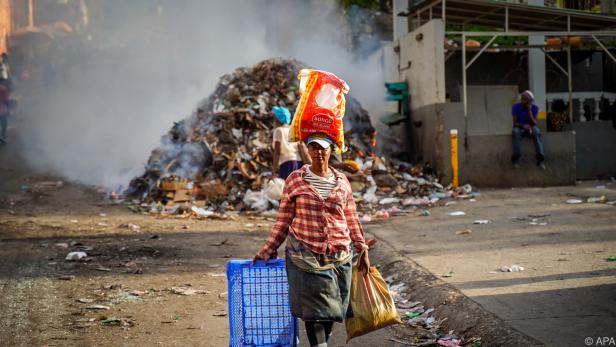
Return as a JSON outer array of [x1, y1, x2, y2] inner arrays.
[[289, 69, 349, 153]]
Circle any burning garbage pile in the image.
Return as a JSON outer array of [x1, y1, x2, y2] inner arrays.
[[125, 58, 475, 218]]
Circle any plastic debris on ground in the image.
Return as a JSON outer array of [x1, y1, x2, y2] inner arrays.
[[447, 211, 466, 216], [384, 275, 476, 347], [120, 58, 478, 219], [473, 220, 491, 224], [587, 196, 607, 203], [65, 251, 88, 261], [500, 265, 524, 272]]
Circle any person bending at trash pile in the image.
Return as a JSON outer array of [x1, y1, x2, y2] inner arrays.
[[511, 90, 546, 170], [255, 133, 369, 347], [272, 106, 310, 180]]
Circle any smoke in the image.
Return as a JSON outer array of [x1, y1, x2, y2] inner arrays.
[[16, 0, 388, 190]]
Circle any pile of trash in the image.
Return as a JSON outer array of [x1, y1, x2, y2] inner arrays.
[[125, 58, 475, 217], [388, 282, 481, 347]]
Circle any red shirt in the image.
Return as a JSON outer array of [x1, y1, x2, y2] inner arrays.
[[257, 165, 366, 259]]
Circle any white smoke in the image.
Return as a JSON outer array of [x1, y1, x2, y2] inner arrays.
[[16, 0, 388, 190]]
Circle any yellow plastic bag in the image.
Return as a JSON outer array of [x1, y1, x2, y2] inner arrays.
[[345, 252, 402, 341]]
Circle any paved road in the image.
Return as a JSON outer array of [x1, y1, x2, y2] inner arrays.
[[367, 182, 616, 347]]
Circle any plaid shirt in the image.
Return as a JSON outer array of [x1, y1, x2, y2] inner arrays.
[[257, 165, 366, 259]]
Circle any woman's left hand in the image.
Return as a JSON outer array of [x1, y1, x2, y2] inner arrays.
[[357, 248, 371, 273]]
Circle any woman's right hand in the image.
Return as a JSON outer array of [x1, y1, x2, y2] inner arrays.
[[253, 254, 267, 264]]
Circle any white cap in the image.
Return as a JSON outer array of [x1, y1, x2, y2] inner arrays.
[[522, 90, 534, 100], [306, 136, 333, 149]]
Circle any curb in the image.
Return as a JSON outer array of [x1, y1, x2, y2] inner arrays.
[[366, 230, 544, 347]]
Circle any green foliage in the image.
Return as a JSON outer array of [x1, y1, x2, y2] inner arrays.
[[339, 0, 382, 10]]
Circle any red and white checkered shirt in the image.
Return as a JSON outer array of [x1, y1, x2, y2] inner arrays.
[[257, 165, 366, 259]]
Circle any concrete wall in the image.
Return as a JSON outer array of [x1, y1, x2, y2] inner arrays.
[[371, 42, 409, 158], [466, 85, 520, 136], [569, 121, 616, 178], [461, 133, 577, 187], [398, 19, 445, 109]]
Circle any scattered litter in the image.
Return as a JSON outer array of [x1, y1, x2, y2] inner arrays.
[[86, 304, 110, 310], [99, 213, 107, 217], [437, 337, 462, 346], [264, 178, 285, 200], [473, 220, 491, 224], [529, 221, 548, 226], [211, 239, 229, 246], [607, 256, 616, 262], [212, 311, 228, 317], [402, 197, 434, 206], [170, 287, 209, 296], [420, 209, 431, 217], [243, 190, 271, 211], [405, 311, 422, 319], [94, 266, 112, 272], [587, 196, 607, 203], [500, 265, 524, 272], [65, 252, 88, 261], [130, 290, 147, 296], [100, 317, 135, 327], [379, 197, 400, 205], [190, 206, 214, 218], [374, 210, 390, 219], [100, 317, 120, 325], [528, 213, 550, 218], [566, 199, 583, 204], [442, 271, 455, 278], [447, 211, 466, 216], [120, 223, 141, 232], [55, 242, 69, 249], [455, 229, 472, 235]]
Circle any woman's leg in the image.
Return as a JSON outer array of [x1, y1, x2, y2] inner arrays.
[[323, 321, 334, 341], [305, 321, 329, 347]]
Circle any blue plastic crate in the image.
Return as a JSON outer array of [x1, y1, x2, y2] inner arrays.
[[227, 259, 299, 347]]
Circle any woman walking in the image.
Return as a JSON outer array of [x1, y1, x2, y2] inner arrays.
[[254, 133, 369, 347]]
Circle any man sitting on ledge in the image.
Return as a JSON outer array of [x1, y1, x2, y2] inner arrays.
[[511, 90, 546, 170]]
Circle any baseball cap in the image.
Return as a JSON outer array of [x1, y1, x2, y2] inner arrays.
[[306, 135, 333, 149]]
